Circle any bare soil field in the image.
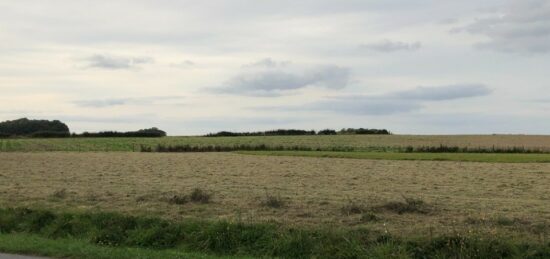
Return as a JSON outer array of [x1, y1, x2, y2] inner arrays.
[[1, 152, 549, 239]]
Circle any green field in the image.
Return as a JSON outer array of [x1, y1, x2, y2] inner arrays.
[[238, 150, 550, 163], [2, 134, 550, 152]]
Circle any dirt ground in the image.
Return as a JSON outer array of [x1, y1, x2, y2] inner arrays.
[[1, 152, 549, 239]]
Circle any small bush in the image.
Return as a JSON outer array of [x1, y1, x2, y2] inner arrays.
[[379, 196, 430, 214], [51, 189, 67, 199], [167, 194, 189, 205], [190, 188, 211, 204], [341, 200, 365, 215], [360, 212, 380, 223], [261, 194, 285, 209]]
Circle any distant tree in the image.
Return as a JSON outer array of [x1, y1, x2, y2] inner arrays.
[[338, 128, 391, 135], [0, 118, 70, 138], [317, 129, 337, 135], [206, 129, 316, 137], [74, 127, 167, 138]]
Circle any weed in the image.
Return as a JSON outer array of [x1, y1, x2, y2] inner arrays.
[[51, 189, 67, 199], [261, 193, 285, 209], [379, 196, 431, 214], [190, 188, 211, 204], [341, 200, 365, 215], [360, 212, 380, 223], [167, 194, 189, 205], [495, 216, 516, 226]]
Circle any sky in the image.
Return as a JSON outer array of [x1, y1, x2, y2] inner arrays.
[[1, 0, 550, 135]]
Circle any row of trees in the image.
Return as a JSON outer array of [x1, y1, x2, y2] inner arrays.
[[206, 128, 391, 137], [206, 129, 316, 137], [338, 128, 391, 135], [0, 118, 70, 138], [0, 118, 166, 138], [74, 128, 167, 138]]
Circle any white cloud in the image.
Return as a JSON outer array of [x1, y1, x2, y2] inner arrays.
[[73, 96, 185, 108], [359, 40, 422, 52], [82, 54, 154, 69]]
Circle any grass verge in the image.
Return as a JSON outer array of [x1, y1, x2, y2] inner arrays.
[[1, 208, 549, 258], [0, 232, 236, 259], [236, 150, 550, 163]]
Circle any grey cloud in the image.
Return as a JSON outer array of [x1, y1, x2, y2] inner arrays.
[[266, 83, 491, 115], [388, 84, 492, 101], [456, 0, 550, 53], [213, 64, 351, 96], [308, 98, 422, 115], [359, 40, 422, 52], [83, 54, 154, 69], [170, 60, 195, 68], [73, 96, 184, 108], [242, 58, 290, 68]]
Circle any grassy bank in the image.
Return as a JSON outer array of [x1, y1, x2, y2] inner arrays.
[[237, 150, 550, 163], [0, 208, 549, 259], [0, 233, 234, 259]]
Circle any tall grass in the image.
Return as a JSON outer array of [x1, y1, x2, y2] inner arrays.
[[0, 208, 548, 258], [400, 145, 550, 153], [140, 144, 357, 153], [142, 143, 550, 154]]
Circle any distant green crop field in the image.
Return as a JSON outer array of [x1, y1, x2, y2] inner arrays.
[[2, 134, 550, 152], [237, 150, 550, 163]]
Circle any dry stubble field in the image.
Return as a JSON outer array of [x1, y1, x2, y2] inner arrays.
[[1, 152, 549, 240]]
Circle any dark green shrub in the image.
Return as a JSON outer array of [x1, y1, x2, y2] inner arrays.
[[126, 222, 183, 248], [341, 200, 365, 215], [190, 188, 211, 204], [167, 194, 188, 205], [379, 197, 430, 215], [261, 193, 285, 208], [361, 212, 380, 223]]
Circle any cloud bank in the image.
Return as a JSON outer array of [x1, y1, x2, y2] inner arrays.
[[275, 84, 492, 115], [457, 0, 550, 54], [360, 40, 422, 52], [212, 61, 351, 96], [73, 96, 184, 108], [83, 54, 154, 69]]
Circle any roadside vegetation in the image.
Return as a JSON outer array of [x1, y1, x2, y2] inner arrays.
[[0, 232, 234, 259], [1, 208, 548, 259]]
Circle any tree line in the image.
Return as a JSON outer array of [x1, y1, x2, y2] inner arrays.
[[74, 128, 166, 138], [0, 118, 166, 138], [206, 128, 391, 137], [0, 118, 70, 138]]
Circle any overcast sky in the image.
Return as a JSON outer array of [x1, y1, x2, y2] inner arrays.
[[1, 0, 550, 135]]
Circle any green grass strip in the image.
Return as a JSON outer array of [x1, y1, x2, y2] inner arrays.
[[0, 232, 238, 259], [1, 208, 549, 258], [236, 150, 550, 163]]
